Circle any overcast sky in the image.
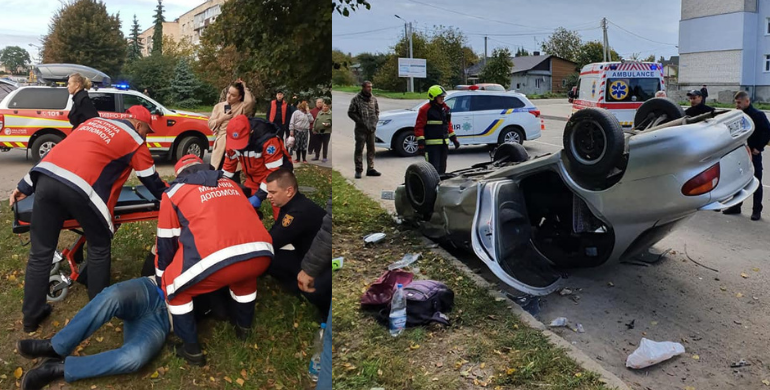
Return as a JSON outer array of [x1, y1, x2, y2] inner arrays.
[[0, 0, 197, 62], [334, 0, 682, 60]]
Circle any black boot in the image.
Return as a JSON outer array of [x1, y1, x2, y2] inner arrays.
[[174, 342, 206, 367], [16, 339, 62, 360], [21, 358, 64, 390], [366, 169, 382, 177], [23, 304, 52, 333], [234, 325, 251, 341]]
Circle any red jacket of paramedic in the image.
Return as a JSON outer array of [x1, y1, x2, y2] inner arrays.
[[154, 168, 274, 300], [16, 117, 167, 236]]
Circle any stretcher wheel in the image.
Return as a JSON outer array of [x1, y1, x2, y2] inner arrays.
[[47, 275, 69, 302], [50, 251, 63, 276]]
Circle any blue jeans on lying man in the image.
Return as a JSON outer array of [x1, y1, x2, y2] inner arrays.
[[51, 277, 169, 383]]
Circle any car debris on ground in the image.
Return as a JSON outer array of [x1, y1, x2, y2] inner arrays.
[[626, 338, 686, 369]]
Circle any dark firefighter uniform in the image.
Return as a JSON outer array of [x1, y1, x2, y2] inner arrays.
[[415, 95, 459, 174], [156, 159, 273, 356], [268, 192, 328, 317]]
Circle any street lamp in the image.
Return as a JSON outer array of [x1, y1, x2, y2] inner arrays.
[[394, 15, 414, 92]]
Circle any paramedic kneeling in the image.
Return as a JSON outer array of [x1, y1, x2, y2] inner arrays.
[[155, 155, 273, 366], [265, 169, 329, 319], [9, 106, 167, 333]]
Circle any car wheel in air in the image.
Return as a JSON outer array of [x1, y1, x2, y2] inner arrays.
[[30, 134, 64, 162], [633, 97, 684, 130], [404, 161, 440, 220], [175, 135, 206, 161], [394, 130, 419, 157], [498, 126, 524, 145], [563, 108, 624, 178], [491, 142, 529, 164]]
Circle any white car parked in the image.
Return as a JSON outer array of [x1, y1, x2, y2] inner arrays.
[[375, 90, 544, 157]]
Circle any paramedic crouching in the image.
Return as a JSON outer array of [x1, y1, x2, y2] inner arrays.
[[9, 106, 167, 333]]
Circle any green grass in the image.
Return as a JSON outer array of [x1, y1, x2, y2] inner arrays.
[[333, 85, 426, 99], [331, 171, 614, 390], [0, 164, 331, 389], [167, 105, 216, 114]]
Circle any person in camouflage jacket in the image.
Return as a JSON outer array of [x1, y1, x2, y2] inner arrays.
[[347, 81, 381, 178]]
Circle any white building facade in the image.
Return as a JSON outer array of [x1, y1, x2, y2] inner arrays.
[[679, 0, 770, 101]]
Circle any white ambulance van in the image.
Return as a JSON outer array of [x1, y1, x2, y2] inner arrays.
[[572, 61, 665, 128]]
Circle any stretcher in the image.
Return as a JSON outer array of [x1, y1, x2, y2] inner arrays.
[[13, 185, 159, 302]]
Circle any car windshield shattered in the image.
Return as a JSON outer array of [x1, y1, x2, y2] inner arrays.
[[394, 98, 759, 295]]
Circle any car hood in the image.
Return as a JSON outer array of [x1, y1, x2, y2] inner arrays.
[[169, 109, 209, 120], [379, 109, 417, 120]]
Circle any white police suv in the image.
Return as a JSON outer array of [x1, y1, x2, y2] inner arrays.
[[375, 89, 544, 157]]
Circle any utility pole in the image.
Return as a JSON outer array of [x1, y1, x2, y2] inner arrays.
[[484, 36, 488, 63], [601, 17, 609, 62], [409, 22, 414, 92]]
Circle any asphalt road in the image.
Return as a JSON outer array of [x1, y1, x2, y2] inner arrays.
[[332, 91, 770, 390]]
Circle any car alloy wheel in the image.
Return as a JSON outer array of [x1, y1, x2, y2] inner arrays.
[[403, 134, 418, 154], [504, 131, 521, 144], [186, 143, 202, 157], [39, 141, 57, 158], [569, 119, 607, 166]]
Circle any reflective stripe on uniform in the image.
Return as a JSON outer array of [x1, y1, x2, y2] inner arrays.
[[416, 135, 425, 141], [426, 120, 443, 125], [168, 301, 194, 315], [135, 165, 156, 177], [157, 227, 181, 238], [265, 160, 283, 169], [229, 289, 257, 303], [425, 138, 449, 145]]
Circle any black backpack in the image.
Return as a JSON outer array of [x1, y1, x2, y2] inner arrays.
[[376, 280, 455, 327]]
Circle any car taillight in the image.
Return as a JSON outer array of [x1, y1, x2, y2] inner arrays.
[[681, 163, 720, 196], [529, 110, 541, 117]]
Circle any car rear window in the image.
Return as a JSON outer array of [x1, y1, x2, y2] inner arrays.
[[471, 95, 525, 111], [606, 78, 660, 103], [88, 93, 117, 112], [7, 88, 69, 109]]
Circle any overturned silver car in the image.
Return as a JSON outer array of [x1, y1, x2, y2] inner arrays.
[[395, 99, 759, 295]]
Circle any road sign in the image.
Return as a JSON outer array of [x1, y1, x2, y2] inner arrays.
[[398, 58, 426, 78]]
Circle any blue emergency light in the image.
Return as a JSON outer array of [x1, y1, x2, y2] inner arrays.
[[114, 83, 130, 90]]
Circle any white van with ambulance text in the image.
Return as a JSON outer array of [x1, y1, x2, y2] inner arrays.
[[572, 61, 665, 128]]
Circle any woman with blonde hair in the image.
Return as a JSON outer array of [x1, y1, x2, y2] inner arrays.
[[67, 73, 99, 130], [208, 78, 255, 169], [289, 101, 313, 163]]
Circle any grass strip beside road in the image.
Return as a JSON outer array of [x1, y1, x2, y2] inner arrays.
[[0, 164, 331, 390], [333, 85, 426, 100], [331, 170, 613, 390]]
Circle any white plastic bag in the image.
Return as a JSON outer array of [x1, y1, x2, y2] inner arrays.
[[625, 338, 685, 369]]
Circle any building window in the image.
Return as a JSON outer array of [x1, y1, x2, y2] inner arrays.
[[562, 79, 567, 87], [535, 78, 542, 89], [766, 18, 770, 34], [765, 55, 770, 72]]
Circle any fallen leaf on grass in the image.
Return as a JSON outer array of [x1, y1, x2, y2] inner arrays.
[[692, 354, 700, 360], [506, 368, 516, 375], [741, 273, 749, 279], [224, 376, 233, 383], [14, 367, 22, 379], [436, 362, 443, 368], [236, 378, 245, 386], [96, 337, 104, 342], [575, 372, 583, 378], [410, 344, 420, 350], [209, 377, 216, 382], [240, 369, 248, 380], [150, 371, 159, 379], [91, 386, 97, 389], [52, 320, 59, 327], [763, 379, 770, 386]]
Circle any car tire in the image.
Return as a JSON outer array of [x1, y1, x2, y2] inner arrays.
[[498, 126, 524, 145], [492, 142, 529, 163], [30, 134, 64, 162], [394, 130, 419, 157], [633, 97, 684, 130], [563, 108, 624, 178], [175, 135, 206, 161], [404, 161, 440, 220]]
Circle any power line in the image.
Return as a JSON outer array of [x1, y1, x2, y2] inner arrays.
[[606, 20, 677, 46], [332, 25, 403, 37], [407, 0, 544, 29]]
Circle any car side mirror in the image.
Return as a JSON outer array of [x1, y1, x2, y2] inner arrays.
[[152, 108, 163, 116]]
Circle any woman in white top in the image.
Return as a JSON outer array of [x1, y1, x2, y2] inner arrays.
[[289, 101, 313, 163]]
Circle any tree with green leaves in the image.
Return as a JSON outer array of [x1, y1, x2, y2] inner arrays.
[[0, 46, 31, 74], [152, 0, 165, 56], [198, 0, 331, 100], [123, 54, 175, 104], [127, 14, 143, 63], [575, 41, 620, 70], [41, 0, 126, 77], [541, 27, 582, 62], [356, 52, 388, 83], [515, 47, 530, 57], [171, 59, 201, 108], [479, 48, 513, 88], [333, 0, 371, 16], [332, 50, 356, 85]]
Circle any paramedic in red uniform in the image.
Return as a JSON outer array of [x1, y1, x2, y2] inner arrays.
[[415, 85, 460, 174], [155, 155, 273, 366], [223, 114, 293, 219], [10, 106, 168, 332]]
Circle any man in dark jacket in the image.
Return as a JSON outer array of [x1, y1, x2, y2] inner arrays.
[[347, 81, 381, 179], [700, 85, 709, 101], [265, 169, 328, 318], [684, 90, 715, 117], [722, 91, 770, 220]]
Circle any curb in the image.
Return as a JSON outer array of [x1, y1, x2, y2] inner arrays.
[[420, 236, 631, 390]]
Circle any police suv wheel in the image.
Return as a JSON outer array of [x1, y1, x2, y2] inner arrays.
[[394, 130, 419, 157], [499, 127, 523, 145]]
